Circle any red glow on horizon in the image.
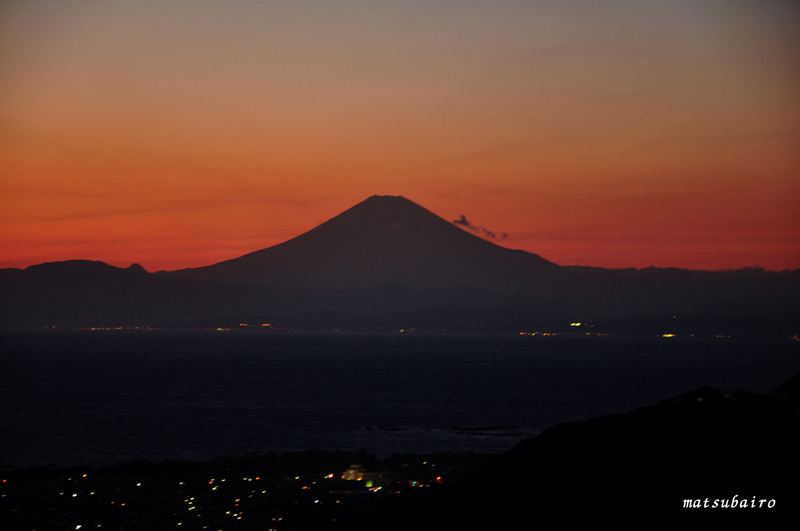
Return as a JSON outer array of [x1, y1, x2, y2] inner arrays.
[[0, 190, 797, 272], [1, 2, 797, 271]]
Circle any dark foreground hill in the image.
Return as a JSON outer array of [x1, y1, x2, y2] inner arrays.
[[1, 196, 798, 333], [343, 374, 800, 529]]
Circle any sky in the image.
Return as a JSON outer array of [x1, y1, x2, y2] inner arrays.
[[1, 0, 798, 271]]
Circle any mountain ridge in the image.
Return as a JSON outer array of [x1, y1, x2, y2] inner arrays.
[[168, 194, 556, 290], [1, 195, 798, 331]]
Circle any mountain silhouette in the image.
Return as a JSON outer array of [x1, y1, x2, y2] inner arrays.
[[171, 195, 556, 290], [1, 195, 798, 331]]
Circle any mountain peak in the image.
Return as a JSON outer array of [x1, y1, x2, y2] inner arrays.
[[364, 194, 409, 202], [127, 263, 148, 274], [340, 194, 438, 224], [353, 194, 423, 214], [175, 195, 556, 289]]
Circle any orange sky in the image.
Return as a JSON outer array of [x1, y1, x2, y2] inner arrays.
[[1, 0, 799, 271]]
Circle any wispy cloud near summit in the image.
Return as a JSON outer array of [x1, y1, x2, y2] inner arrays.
[[453, 214, 508, 240]]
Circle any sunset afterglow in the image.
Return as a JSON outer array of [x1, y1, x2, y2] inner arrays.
[[1, 0, 798, 271]]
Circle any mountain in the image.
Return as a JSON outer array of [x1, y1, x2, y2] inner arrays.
[[1, 195, 798, 332], [169, 195, 557, 290]]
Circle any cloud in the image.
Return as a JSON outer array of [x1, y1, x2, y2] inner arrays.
[[453, 214, 508, 240]]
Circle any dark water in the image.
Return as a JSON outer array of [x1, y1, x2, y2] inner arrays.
[[1, 332, 798, 467]]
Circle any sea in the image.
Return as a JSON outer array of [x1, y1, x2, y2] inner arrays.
[[1, 331, 798, 467]]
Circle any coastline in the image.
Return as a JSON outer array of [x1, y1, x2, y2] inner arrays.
[[4, 374, 798, 528]]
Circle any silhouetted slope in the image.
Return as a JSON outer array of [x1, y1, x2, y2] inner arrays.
[[0, 260, 192, 326], [1, 196, 798, 330], [347, 377, 800, 529], [0, 260, 289, 327], [168, 195, 798, 321], [0, 260, 525, 328], [172, 195, 557, 290]]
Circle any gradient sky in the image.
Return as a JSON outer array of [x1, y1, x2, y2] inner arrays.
[[1, 0, 798, 271]]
